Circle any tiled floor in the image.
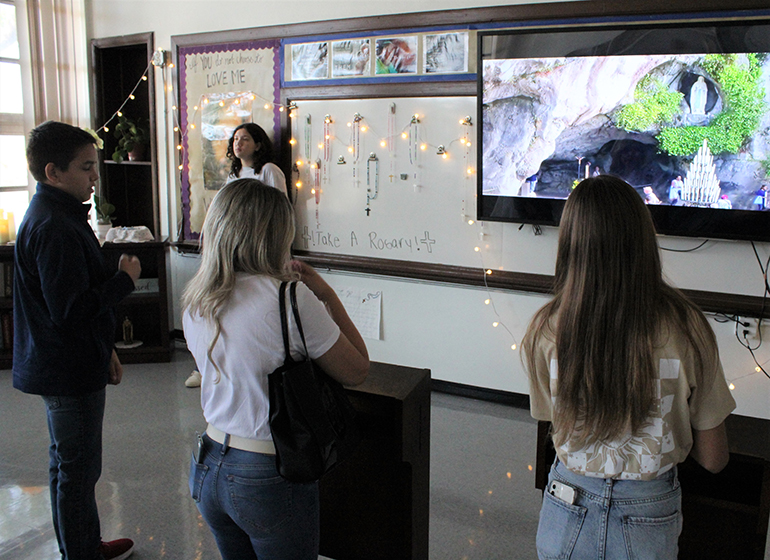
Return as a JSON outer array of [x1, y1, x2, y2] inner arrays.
[[6, 347, 767, 559], [0, 347, 543, 559]]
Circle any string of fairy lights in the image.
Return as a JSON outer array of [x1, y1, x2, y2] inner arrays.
[[92, 50, 769, 389]]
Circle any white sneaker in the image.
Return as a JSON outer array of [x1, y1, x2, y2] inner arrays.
[[185, 370, 202, 388]]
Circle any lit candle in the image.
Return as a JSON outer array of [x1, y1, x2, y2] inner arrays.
[[6, 212, 15, 242], [0, 212, 10, 244]]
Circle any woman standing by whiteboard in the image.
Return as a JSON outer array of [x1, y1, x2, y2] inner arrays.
[[225, 123, 287, 195]]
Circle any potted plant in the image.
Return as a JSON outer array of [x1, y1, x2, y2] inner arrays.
[[93, 195, 115, 240], [112, 116, 148, 162]]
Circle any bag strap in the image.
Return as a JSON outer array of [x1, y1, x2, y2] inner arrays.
[[288, 281, 311, 360], [278, 281, 293, 366]]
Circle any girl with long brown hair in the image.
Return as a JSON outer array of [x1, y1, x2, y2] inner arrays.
[[522, 175, 735, 559]]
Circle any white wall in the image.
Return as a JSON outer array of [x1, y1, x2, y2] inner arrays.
[[86, 0, 770, 419]]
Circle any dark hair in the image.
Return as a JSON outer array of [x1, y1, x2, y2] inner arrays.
[[27, 121, 97, 182], [225, 123, 274, 178], [522, 175, 715, 447]]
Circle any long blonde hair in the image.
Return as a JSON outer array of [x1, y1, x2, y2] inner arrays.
[[522, 176, 715, 447], [182, 179, 297, 380]]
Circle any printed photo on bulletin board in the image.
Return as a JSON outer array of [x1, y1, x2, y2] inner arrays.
[[178, 39, 281, 239], [291, 41, 329, 80], [332, 38, 371, 78], [424, 32, 469, 74], [375, 37, 418, 74]]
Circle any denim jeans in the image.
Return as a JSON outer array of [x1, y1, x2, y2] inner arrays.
[[189, 434, 319, 560], [42, 389, 105, 560], [537, 460, 682, 560]]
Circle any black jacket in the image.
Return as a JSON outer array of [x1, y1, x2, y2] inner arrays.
[[13, 183, 134, 395]]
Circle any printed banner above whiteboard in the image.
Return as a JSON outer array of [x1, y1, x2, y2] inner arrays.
[[290, 97, 503, 269], [178, 39, 281, 238]]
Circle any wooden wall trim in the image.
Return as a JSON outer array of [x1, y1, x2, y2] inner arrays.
[[293, 249, 768, 318]]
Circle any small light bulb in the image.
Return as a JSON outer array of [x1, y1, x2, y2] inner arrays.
[[318, 143, 323, 149], [468, 219, 475, 225], [176, 145, 182, 150], [484, 299, 490, 305], [203, 98, 209, 104], [442, 153, 448, 159], [755, 366, 762, 373], [171, 106, 177, 111], [361, 126, 367, 132], [235, 99, 241, 105], [192, 106, 197, 111], [325, 134, 330, 139], [311, 188, 316, 194], [493, 322, 499, 327], [169, 63, 175, 68], [141, 75, 148, 81], [401, 132, 408, 139], [347, 122, 352, 127], [296, 160, 303, 166], [173, 126, 179, 132], [729, 383, 736, 390], [507, 472, 512, 479], [486, 269, 492, 275], [420, 144, 427, 151], [190, 124, 196, 129], [279, 106, 285, 112], [296, 181, 302, 188], [467, 168, 474, 175], [219, 101, 224, 107], [527, 465, 533, 471], [117, 111, 123, 117], [348, 147, 353, 153], [461, 138, 466, 145], [380, 140, 386, 147], [103, 126, 109, 132], [511, 344, 517, 350], [264, 104, 270, 110], [474, 246, 480, 252], [250, 94, 255, 100], [289, 138, 296, 145], [129, 94, 135, 100], [178, 164, 183, 170], [459, 119, 465, 124], [466, 141, 471, 147]]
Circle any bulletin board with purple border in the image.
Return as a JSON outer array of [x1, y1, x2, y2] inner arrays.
[[177, 39, 281, 240]]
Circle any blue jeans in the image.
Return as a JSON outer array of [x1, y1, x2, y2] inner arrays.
[[189, 434, 319, 560], [42, 389, 105, 560], [537, 460, 682, 560]]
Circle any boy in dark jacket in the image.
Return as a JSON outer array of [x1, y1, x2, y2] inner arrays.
[[13, 121, 141, 560]]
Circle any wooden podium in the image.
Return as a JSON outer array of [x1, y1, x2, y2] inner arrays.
[[319, 362, 431, 560]]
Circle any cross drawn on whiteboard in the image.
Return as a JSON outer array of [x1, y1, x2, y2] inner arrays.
[[301, 227, 312, 248], [419, 231, 436, 253]]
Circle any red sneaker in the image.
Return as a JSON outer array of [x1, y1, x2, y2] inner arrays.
[[98, 538, 134, 560]]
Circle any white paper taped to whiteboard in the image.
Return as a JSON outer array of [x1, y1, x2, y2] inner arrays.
[[336, 287, 382, 340]]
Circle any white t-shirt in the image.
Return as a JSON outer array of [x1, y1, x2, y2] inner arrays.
[[183, 275, 340, 442], [225, 162, 287, 195]]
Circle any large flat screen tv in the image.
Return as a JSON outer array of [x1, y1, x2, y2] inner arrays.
[[478, 17, 770, 242]]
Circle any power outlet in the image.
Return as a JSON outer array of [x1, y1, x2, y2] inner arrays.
[[738, 317, 758, 340]]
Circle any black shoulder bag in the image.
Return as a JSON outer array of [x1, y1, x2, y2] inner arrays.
[[268, 281, 361, 483]]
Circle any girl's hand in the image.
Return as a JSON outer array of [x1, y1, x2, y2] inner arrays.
[[291, 260, 333, 302]]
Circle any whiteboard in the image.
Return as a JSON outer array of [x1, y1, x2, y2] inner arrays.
[[290, 97, 500, 267]]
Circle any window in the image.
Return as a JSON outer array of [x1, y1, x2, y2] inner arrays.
[[0, 0, 30, 235]]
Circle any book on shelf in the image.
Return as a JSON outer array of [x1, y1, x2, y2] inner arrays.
[[1, 312, 12, 350], [3, 262, 11, 297]]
